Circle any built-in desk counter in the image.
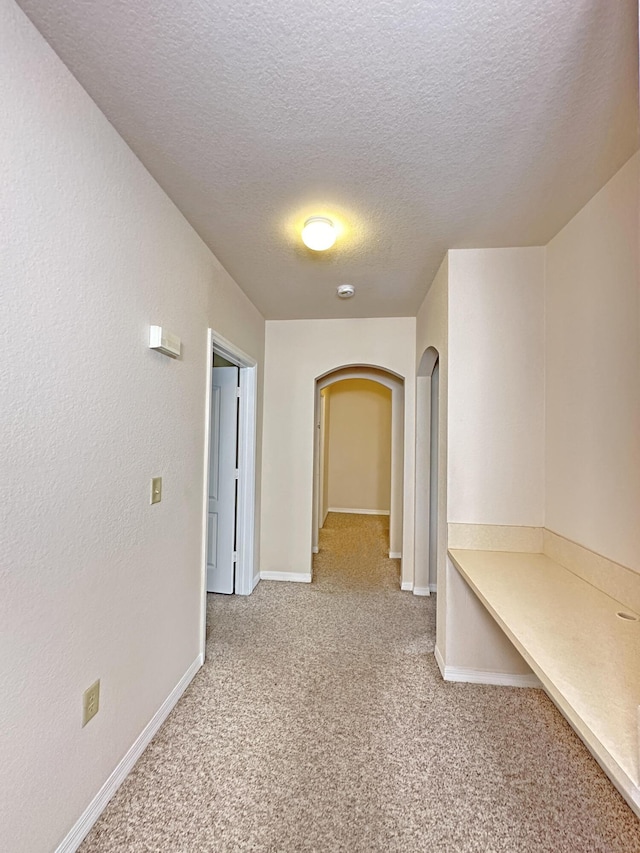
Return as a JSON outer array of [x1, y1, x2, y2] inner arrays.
[[448, 548, 640, 818]]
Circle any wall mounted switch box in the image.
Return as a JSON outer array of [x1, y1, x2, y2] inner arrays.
[[149, 325, 181, 358]]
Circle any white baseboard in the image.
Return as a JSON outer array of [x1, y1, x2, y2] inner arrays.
[[312, 545, 319, 554], [328, 507, 390, 516], [389, 551, 402, 559], [429, 583, 437, 593], [55, 653, 203, 853], [260, 571, 312, 583], [434, 645, 539, 688], [400, 581, 413, 591], [413, 586, 431, 596], [251, 573, 260, 591]]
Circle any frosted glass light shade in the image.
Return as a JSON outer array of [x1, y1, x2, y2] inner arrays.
[[301, 217, 336, 251]]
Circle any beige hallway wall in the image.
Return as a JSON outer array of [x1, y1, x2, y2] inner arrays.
[[1, 4, 265, 850], [261, 317, 416, 585], [326, 379, 392, 513], [415, 254, 449, 642], [545, 151, 640, 570], [447, 247, 546, 527]]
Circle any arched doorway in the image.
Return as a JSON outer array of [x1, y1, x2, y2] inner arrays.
[[312, 365, 405, 576], [414, 347, 441, 596]]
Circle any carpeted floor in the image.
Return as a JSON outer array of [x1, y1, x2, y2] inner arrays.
[[81, 513, 640, 852]]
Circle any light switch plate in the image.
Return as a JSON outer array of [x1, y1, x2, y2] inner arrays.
[[82, 679, 100, 727], [150, 477, 162, 505]]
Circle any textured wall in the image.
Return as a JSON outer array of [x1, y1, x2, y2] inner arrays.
[[261, 317, 416, 584], [0, 3, 264, 851], [447, 248, 546, 527], [326, 379, 392, 513], [545, 152, 640, 570]]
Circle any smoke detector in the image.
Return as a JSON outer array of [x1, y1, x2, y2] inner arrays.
[[337, 284, 355, 299]]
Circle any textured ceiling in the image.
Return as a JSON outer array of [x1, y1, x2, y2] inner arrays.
[[17, 0, 639, 319]]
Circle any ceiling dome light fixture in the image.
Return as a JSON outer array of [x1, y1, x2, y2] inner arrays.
[[301, 217, 336, 251], [337, 284, 355, 299]]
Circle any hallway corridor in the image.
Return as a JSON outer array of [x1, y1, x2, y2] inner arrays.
[[81, 515, 640, 852]]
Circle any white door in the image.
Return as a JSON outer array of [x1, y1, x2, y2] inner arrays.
[[207, 365, 238, 594]]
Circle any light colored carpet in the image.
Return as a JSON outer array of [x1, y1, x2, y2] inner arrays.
[[81, 513, 640, 852]]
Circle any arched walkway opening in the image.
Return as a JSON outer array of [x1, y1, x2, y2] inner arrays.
[[312, 365, 405, 578], [414, 347, 441, 597]]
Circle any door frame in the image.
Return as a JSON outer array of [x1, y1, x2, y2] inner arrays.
[[200, 329, 258, 657]]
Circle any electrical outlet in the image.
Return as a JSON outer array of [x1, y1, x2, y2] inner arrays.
[[150, 477, 162, 505], [82, 679, 100, 727]]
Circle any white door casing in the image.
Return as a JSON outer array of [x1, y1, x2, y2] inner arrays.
[[201, 329, 258, 659], [207, 365, 238, 594], [319, 391, 329, 529]]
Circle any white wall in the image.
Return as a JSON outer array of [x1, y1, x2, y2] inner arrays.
[[447, 248, 546, 526], [425, 248, 544, 672], [545, 152, 640, 570], [416, 254, 449, 368], [326, 379, 392, 513], [0, 3, 264, 851], [261, 318, 416, 584]]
